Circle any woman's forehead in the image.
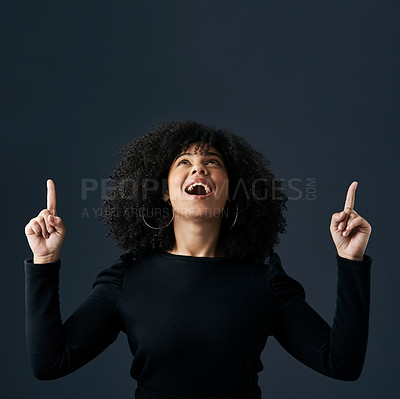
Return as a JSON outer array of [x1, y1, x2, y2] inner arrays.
[[180, 142, 222, 155]]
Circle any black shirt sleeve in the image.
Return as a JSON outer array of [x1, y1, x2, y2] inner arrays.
[[268, 252, 372, 381], [24, 254, 127, 380]]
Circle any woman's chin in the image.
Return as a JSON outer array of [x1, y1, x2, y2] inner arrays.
[[174, 206, 225, 219]]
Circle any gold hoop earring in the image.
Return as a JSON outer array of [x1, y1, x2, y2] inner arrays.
[[142, 201, 174, 230], [226, 200, 238, 230]]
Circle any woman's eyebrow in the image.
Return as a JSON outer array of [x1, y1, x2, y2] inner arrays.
[[174, 152, 223, 162]]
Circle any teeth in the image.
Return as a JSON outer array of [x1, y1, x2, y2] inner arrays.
[[186, 182, 211, 194]]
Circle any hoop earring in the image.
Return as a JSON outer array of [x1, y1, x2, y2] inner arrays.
[[142, 200, 174, 230], [226, 200, 239, 230]]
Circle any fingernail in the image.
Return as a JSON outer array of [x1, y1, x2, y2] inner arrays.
[[50, 216, 54, 222]]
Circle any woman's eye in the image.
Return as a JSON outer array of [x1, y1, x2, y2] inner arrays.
[[177, 159, 190, 166], [207, 159, 220, 165]]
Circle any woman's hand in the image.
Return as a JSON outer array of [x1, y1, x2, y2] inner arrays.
[[24, 179, 66, 263], [330, 181, 372, 261]]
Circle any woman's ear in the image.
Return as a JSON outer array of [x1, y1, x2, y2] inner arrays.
[[163, 191, 169, 203]]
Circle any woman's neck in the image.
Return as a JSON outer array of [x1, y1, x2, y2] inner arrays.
[[168, 217, 224, 258]]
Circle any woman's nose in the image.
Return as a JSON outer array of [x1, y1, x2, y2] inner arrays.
[[191, 166, 206, 175]]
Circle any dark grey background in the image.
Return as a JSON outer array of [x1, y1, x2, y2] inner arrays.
[[1, 0, 398, 398]]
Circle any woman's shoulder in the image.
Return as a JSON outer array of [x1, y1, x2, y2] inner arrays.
[[264, 252, 306, 300], [92, 249, 137, 289], [265, 252, 285, 276]]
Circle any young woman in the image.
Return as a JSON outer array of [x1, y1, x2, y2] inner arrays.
[[24, 120, 372, 399]]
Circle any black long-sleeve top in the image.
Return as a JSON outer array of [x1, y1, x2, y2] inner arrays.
[[24, 250, 372, 398]]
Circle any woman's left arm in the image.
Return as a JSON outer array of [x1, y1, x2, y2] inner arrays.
[[269, 253, 371, 381], [269, 181, 373, 381]]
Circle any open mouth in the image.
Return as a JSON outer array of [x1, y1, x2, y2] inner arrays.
[[185, 182, 213, 197]]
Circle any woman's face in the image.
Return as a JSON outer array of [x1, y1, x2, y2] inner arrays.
[[165, 143, 229, 220]]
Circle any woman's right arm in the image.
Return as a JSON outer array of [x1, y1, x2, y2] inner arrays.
[[24, 256, 124, 380], [24, 179, 124, 380]]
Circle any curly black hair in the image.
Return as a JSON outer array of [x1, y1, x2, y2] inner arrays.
[[97, 120, 288, 264]]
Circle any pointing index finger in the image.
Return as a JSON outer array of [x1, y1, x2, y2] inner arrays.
[[47, 179, 57, 216], [344, 181, 358, 213]]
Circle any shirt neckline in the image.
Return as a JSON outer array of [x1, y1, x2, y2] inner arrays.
[[157, 251, 230, 262]]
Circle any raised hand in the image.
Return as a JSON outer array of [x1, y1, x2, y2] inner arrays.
[[24, 179, 66, 263], [330, 181, 372, 261]]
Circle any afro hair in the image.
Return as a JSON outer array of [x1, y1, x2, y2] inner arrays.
[[97, 120, 288, 264]]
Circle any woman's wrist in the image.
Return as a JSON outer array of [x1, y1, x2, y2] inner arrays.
[[33, 254, 60, 264], [337, 252, 364, 262]]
